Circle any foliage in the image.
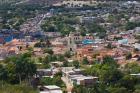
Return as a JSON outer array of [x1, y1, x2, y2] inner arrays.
[[106, 43, 116, 49], [1, 53, 37, 84], [41, 72, 65, 88], [41, 15, 77, 36], [0, 3, 45, 30], [125, 52, 132, 60], [82, 57, 89, 65], [124, 63, 140, 74], [108, 87, 128, 93], [63, 61, 69, 67], [43, 48, 54, 55], [73, 60, 80, 69], [84, 56, 140, 93], [34, 42, 46, 48], [0, 84, 38, 93], [86, 23, 106, 39], [64, 51, 71, 58], [125, 22, 140, 30], [102, 56, 118, 67]]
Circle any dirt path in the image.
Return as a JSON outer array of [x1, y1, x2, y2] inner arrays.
[[61, 77, 73, 93]]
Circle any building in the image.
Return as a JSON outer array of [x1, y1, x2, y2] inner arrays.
[[82, 39, 94, 45], [28, 0, 63, 6], [66, 32, 82, 52], [39, 85, 62, 93], [80, 16, 104, 24], [76, 45, 94, 61], [69, 75, 98, 86], [61, 0, 97, 7], [134, 43, 140, 50], [37, 69, 52, 77], [45, 32, 61, 38], [118, 39, 128, 45], [62, 67, 98, 86], [130, 73, 140, 77]]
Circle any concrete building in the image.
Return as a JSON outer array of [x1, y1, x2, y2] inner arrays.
[[66, 32, 82, 52], [62, 67, 98, 86], [76, 45, 94, 61], [37, 69, 52, 77], [118, 39, 128, 45], [39, 85, 62, 93], [61, 0, 97, 7], [134, 43, 140, 50]]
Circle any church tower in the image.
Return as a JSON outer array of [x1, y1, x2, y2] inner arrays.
[[67, 32, 77, 53]]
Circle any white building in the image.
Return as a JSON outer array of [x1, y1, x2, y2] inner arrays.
[[62, 67, 98, 86], [66, 32, 82, 52], [61, 0, 97, 7], [39, 85, 62, 93], [134, 43, 140, 50]]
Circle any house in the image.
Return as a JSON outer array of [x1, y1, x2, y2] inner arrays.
[[45, 32, 61, 38], [130, 73, 140, 77], [61, 0, 97, 7], [69, 75, 98, 86], [37, 69, 52, 77], [62, 67, 98, 86], [5, 39, 27, 50], [131, 54, 140, 61], [129, 16, 140, 23], [33, 48, 44, 56], [50, 61, 63, 67], [76, 45, 94, 61], [65, 32, 82, 52], [82, 39, 94, 45], [0, 37, 5, 44], [134, 27, 140, 34], [80, 16, 104, 24], [118, 39, 128, 45], [133, 43, 140, 50], [39, 85, 62, 93], [0, 48, 7, 60]]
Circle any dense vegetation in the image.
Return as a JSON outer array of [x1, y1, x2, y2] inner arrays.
[[73, 56, 140, 93], [0, 2, 47, 30], [41, 14, 106, 37], [0, 84, 38, 93]]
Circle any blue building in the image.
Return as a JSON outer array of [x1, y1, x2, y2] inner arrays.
[[118, 39, 128, 44], [82, 39, 94, 45]]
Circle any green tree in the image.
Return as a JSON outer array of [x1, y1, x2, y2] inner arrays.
[[0, 64, 7, 86], [44, 48, 54, 55], [100, 64, 122, 84], [82, 57, 89, 65], [57, 54, 65, 61], [73, 60, 80, 69], [125, 52, 132, 60], [125, 22, 137, 30], [5, 53, 36, 84], [106, 43, 115, 49], [64, 51, 71, 58], [134, 84, 140, 93], [102, 56, 118, 67], [124, 63, 140, 74], [87, 23, 106, 39], [108, 87, 128, 93], [119, 75, 138, 91], [63, 61, 68, 67], [0, 84, 38, 93]]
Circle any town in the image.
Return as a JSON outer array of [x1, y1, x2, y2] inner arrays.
[[0, 0, 140, 93]]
